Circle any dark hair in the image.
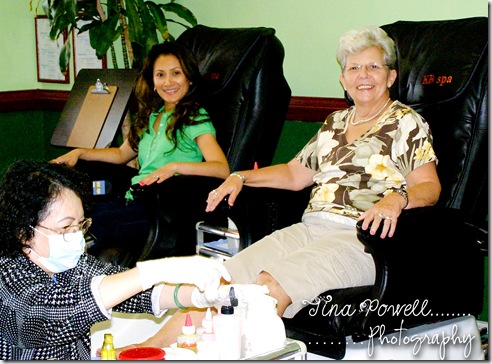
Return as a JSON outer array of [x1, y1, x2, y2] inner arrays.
[[129, 41, 207, 152], [0, 160, 91, 257]]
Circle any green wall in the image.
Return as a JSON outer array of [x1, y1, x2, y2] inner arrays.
[[0, 110, 69, 175], [1, 1, 487, 97], [272, 120, 322, 164]]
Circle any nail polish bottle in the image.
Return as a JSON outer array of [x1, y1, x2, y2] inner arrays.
[[100, 333, 116, 360], [197, 308, 219, 360], [177, 313, 200, 353]]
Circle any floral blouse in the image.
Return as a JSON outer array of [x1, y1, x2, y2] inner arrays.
[[296, 100, 437, 219]]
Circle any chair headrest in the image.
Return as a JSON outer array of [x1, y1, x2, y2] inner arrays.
[[382, 17, 488, 107], [177, 25, 277, 95]]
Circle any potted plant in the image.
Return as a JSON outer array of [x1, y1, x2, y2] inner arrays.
[[31, 0, 197, 72]]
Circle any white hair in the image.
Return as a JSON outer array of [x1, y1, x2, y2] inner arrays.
[[336, 26, 396, 70]]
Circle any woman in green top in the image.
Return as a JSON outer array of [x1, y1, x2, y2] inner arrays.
[[53, 42, 230, 262]]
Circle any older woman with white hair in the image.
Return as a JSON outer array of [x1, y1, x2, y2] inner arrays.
[[209, 25, 441, 318]]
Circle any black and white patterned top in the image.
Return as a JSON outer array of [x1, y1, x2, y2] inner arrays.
[[0, 253, 155, 360]]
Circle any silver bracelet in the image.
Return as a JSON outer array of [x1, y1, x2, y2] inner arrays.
[[230, 171, 246, 184], [393, 187, 409, 209]]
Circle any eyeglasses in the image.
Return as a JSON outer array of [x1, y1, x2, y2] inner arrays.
[[344, 63, 388, 74], [37, 217, 92, 241]]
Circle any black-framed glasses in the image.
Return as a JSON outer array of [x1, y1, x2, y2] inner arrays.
[[37, 217, 92, 241]]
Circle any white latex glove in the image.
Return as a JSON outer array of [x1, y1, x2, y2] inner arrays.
[[232, 283, 271, 307], [190, 286, 220, 308], [191, 283, 270, 309], [136, 255, 231, 291]]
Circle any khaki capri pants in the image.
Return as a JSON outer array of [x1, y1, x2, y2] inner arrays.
[[223, 212, 376, 318]]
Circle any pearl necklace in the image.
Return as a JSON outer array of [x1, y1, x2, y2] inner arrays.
[[350, 98, 391, 126]]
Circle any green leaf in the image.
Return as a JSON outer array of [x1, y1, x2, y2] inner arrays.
[[134, 0, 158, 48], [51, 1, 74, 26], [130, 41, 145, 68], [59, 36, 71, 74], [161, 2, 197, 27], [146, 1, 170, 41], [166, 19, 191, 31], [76, 1, 99, 19], [135, 0, 155, 28], [89, 15, 122, 59], [41, 0, 53, 21], [43, 0, 77, 40], [125, 0, 144, 47], [63, 0, 77, 23], [77, 22, 93, 34]]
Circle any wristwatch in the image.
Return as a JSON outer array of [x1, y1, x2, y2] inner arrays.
[[392, 187, 409, 209]]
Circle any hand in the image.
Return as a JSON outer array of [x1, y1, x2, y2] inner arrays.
[[205, 175, 244, 212], [138, 163, 177, 186], [357, 193, 406, 238], [136, 255, 231, 292], [191, 283, 269, 309], [51, 149, 84, 167]]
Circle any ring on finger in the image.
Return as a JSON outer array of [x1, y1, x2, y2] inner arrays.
[[153, 175, 159, 180], [378, 212, 393, 221], [211, 189, 218, 196]]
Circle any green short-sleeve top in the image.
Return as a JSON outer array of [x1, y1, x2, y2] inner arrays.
[[126, 107, 215, 199]]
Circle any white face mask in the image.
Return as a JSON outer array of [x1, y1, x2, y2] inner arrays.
[[30, 229, 85, 273]]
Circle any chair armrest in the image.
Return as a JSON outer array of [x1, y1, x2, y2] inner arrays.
[[355, 206, 486, 336], [226, 186, 312, 248], [133, 175, 228, 259], [75, 160, 138, 200]]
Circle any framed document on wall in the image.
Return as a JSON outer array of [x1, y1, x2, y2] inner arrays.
[[35, 15, 70, 83], [73, 20, 107, 76]]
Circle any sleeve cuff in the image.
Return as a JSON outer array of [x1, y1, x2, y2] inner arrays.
[[91, 275, 112, 319], [151, 284, 168, 317]]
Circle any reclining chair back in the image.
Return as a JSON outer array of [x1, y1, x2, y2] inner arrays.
[[177, 25, 291, 171], [352, 14, 489, 338], [383, 17, 488, 226]]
